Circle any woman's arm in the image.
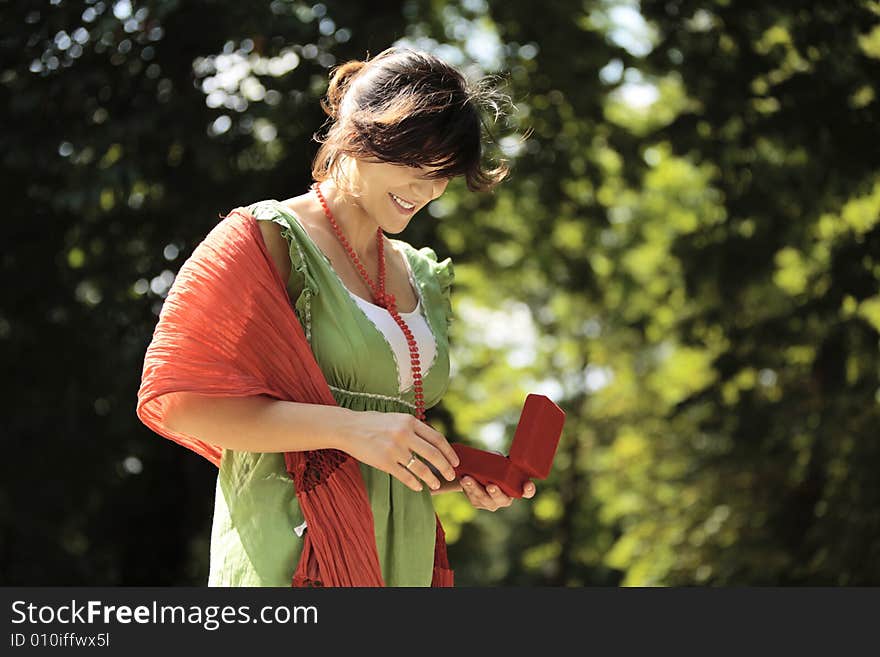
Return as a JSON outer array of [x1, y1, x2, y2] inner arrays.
[[164, 392, 359, 453]]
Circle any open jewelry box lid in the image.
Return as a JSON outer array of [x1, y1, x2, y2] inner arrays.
[[506, 394, 566, 480]]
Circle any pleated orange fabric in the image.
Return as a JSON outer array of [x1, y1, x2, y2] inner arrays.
[[136, 207, 453, 587]]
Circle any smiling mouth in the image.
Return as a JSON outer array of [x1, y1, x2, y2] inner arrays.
[[389, 192, 416, 214]]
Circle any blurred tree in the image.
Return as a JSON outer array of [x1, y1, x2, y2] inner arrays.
[[1, 0, 413, 585], [623, 0, 880, 584], [432, 0, 880, 585]]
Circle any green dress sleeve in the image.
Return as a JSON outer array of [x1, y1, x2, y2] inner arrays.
[[418, 246, 455, 333], [248, 201, 321, 342]]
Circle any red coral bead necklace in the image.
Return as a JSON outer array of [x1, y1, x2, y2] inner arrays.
[[311, 181, 426, 421]]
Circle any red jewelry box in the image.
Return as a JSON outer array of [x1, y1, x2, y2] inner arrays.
[[452, 394, 566, 498]]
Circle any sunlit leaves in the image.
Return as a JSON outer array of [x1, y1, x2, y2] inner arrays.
[[773, 247, 810, 296], [649, 345, 718, 407], [857, 23, 880, 59]]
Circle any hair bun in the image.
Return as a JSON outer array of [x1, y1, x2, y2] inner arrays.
[[321, 60, 367, 119]]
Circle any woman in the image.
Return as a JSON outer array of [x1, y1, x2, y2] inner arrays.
[[149, 46, 535, 586]]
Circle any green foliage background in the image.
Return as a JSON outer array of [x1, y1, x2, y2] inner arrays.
[[2, 0, 878, 585]]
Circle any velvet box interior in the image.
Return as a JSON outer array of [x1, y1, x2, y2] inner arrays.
[[452, 394, 566, 498]]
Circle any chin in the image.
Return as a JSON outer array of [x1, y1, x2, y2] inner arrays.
[[380, 212, 412, 234], [382, 223, 408, 235]]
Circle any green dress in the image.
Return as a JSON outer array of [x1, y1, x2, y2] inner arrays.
[[207, 198, 455, 587]]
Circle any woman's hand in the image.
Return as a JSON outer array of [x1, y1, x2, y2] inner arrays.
[[459, 476, 536, 511], [336, 410, 460, 492]]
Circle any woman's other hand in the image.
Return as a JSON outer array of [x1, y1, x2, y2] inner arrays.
[[459, 477, 536, 511], [336, 410, 460, 493]]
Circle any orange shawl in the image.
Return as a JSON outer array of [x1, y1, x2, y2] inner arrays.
[[136, 207, 453, 586]]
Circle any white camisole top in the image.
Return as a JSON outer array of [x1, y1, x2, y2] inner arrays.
[[343, 263, 437, 394]]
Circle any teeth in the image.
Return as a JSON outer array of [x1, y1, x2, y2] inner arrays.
[[392, 194, 414, 209], [391, 193, 415, 209]]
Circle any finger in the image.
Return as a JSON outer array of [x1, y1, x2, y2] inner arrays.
[[408, 433, 457, 482], [459, 477, 485, 508], [523, 481, 536, 498], [414, 419, 461, 471], [461, 477, 494, 508], [485, 484, 513, 507], [391, 463, 426, 492], [404, 455, 442, 491]]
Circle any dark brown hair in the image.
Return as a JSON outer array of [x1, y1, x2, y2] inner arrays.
[[312, 46, 512, 194]]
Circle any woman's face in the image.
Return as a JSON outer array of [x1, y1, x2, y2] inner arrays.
[[346, 157, 451, 233]]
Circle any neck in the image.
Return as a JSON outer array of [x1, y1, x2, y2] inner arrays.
[[315, 179, 382, 264]]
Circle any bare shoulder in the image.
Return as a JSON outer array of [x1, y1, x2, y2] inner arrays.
[[278, 193, 340, 250], [279, 194, 326, 237], [279, 193, 312, 214]]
